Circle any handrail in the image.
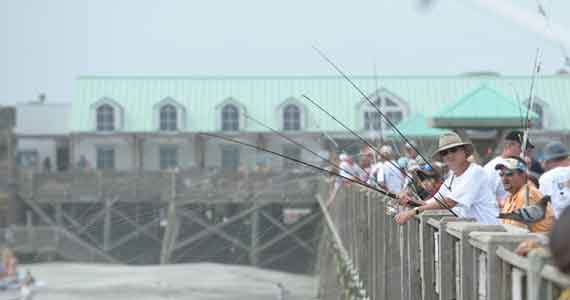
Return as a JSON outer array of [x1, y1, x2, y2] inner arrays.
[[318, 183, 570, 300]]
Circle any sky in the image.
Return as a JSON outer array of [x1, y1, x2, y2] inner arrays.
[[1, 0, 569, 104]]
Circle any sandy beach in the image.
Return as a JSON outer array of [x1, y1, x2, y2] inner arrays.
[[1, 263, 317, 300]]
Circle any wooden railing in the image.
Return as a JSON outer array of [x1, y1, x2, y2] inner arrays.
[[17, 169, 320, 203], [317, 186, 570, 300]]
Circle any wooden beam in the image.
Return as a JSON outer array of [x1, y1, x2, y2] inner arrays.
[[259, 210, 315, 254], [256, 212, 321, 253], [161, 171, 178, 264], [249, 204, 260, 265], [173, 204, 262, 251], [109, 218, 161, 251], [103, 197, 112, 251], [175, 208, 251, 252], [59, 207, 102, 246], [259, 235, 321, 268], [111, 208, 161, 242]]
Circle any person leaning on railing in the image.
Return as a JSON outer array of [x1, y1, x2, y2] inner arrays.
[[515, 206, 570, 300], [395, 132, 500, 225], [495, 156, 554, 232]]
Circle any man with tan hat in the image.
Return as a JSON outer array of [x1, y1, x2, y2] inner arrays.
[[395, 132, 500, 225]]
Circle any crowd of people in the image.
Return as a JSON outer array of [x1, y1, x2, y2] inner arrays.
[[330, 129, 570, 296], [332, 130, 570, 231]]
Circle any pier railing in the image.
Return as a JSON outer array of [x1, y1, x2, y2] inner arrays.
[[317, 186, 570, 300]]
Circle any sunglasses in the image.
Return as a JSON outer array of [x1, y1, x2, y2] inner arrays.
[[499, 171, 515, 177], [440, 146, 462, 157]]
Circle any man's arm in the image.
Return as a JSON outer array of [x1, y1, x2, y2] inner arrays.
[[395, 197, 457, 224]]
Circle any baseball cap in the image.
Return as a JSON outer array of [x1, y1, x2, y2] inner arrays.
[[494, 157, 528, 172], [542, 141, 569, 161]]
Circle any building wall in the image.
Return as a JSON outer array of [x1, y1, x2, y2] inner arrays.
[[17, 139, 57, 172], [142, 136, 195, 170], [73, 135, 133, 171], [203, 133, 325, 171]]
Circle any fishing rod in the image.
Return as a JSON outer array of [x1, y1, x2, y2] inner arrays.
[[308, 47, 458, 215], [311, 46, 440, 178], [522, 49, 542, 156], [244, 113, 366, 179], [199, 133, 398, 199], [301, 94, 414, 186], [302, 94, 457, 216]]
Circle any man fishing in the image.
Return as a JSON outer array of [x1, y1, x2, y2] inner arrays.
[[539, 141, 570, 218], [495, 156, 553, 232], [483, 130, 534, 207], [395, 132, 500, 225]]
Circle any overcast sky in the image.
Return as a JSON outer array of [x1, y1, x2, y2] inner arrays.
[[1, 0, 569, 104]]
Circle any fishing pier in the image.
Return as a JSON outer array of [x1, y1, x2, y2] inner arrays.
[[316, 186, 570, 300]]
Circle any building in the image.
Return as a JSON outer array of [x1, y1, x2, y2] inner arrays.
[[15, 99, 71, 172], [68, 75, 570, 172]]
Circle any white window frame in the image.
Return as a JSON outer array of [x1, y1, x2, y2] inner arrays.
[[153, 97, 186, 132], [215, 98, 247, 132], [357, 89, 408, 132], [90, 97, 124, 133], [159, 145, 179, 170], [96, 146, 115, 170], [276, 98, 307, 131]]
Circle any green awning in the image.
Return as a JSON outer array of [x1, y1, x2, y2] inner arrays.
[[432, 84, 538, 128], [384, 113, 447, 138]]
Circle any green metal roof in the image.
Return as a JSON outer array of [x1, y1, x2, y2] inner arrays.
[[72, 75, 570, 133], [432, 84, 538, 120], [385, 114, 447, 138]]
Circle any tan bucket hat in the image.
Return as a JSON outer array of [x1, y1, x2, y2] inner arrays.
[[432, 132, 474, 159]]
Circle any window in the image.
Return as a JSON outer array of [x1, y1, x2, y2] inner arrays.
[[159, 146, 178, 170], [364, 111, 382, 131], [96, 104, 115, 132], [221, 104, 239, 131], [221, 145, 240, 170], [17, 150, 38, 168], [283, 145, 301, 168], [362, 96, 404, 132], [96, 147, 115, 170], [160, 105, 178, 131], [283, 104, 301, 130]]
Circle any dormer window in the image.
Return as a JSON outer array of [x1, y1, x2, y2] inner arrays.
[[277, 98, 307, 131], [359, 90, 408, 132], [222, 104, 240, 131], [96, 104, 115, 132], [91, 98, 124, 132], [160, 104, 178, 131], [283, 104, 301, 131], [153, 97, 186, 132]]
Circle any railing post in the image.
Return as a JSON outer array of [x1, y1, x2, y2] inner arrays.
[[407, 217, 422, 300], [445, 222, 506, 300], [527, 249, 548, 300], [437, 217, 475, 300], [419, 211, 452, 300], [469, 232, 542, 300]]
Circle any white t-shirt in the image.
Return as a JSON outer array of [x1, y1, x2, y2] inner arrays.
[[539, 166, 570, 218], [339, 161, 358, 180], [483, 156, 508, 202], [378, 160, 404, 194], [434, 163, 500, 224]]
